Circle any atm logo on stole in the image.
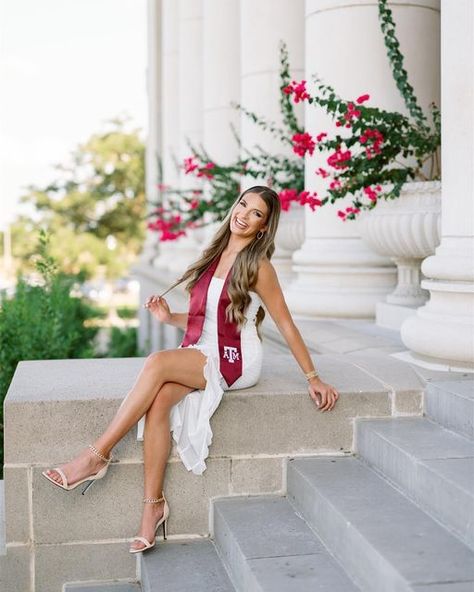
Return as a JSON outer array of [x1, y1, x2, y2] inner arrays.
[[223, 345, 240, 363]]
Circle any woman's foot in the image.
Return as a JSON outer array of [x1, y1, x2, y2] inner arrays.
[[44, 446, 110, 488], [129, 499, 165, 552]]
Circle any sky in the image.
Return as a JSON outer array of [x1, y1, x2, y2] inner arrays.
[[0, 0, 147, 231]]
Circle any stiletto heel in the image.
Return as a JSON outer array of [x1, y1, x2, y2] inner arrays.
[[41, 444, 113, 492], [129, 491, 170, 553]]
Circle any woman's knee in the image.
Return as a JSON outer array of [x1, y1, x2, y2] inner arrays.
[[143, 351, 164, 373]]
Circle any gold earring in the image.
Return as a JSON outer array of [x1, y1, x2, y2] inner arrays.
[[256, 230, 264, 240]]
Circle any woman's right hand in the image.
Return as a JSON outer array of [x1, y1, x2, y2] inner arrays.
[[144, 295, 172, 324]]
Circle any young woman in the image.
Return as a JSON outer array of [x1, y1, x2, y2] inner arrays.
[[42, 185, 339, 553]]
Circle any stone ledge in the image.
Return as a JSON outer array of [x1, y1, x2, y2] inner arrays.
[[3, 353, 406, 465]]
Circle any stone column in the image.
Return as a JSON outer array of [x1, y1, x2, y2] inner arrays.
[[284, 0, 440, 317], [240, 0, 305, 283], [151, 0, 180, 275], [203, 0, 240, 165], [136, 0, 162, 354], [201, 0, 240, 245], [159, 0, 205, 273], [398, 0, 474, 370]]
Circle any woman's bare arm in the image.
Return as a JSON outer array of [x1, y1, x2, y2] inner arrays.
[[254, 258, 317, 376], [168, 312, 188, 331], [254, 257, 339, 412]]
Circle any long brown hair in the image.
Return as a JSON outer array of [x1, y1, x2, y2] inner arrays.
[[165, 185, 281, 340]]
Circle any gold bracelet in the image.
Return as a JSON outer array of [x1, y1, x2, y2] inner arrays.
[[305, 370, 319, 381]]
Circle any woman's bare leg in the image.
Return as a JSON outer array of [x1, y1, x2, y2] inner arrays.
[[130, 380, 194, 551], [44, 348, 207, 487]]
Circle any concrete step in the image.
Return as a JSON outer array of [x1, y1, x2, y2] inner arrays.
[[355, 416, 474, 550], [0, 477, 30, 592], [424, 380, 474, 440], [64, 583, 141, 591], [287, 456, 474, 592], [139, 538, 235, 592], [0, 480, 5, 556], [213, 494, 361, 591]]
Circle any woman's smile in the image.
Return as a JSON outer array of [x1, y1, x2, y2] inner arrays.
[[234, 216, 248, 229]]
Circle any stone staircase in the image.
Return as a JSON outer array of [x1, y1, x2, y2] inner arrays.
[[1, 346, 473, 590], [136, 378, 474, 592]]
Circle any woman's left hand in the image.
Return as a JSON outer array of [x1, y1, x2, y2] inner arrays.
[[308, 377, 339, 412]]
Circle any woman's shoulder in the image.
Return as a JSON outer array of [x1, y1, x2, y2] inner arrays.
[[257, 256, 273, 273], [256, 256, 277, 283]]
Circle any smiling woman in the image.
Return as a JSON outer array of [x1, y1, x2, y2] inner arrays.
[[41, 185, 339, 555]]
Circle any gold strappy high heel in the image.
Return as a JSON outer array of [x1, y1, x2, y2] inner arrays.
[[41, 444, 113, 494], [129, 491, 170, 553]]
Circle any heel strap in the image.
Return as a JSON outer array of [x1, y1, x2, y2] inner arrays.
[[88, 444, 112, 463], [143, 491, 165, 503]]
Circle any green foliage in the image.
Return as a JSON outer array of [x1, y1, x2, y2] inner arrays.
[[116, 306, 138, 319], [104, 327, 144, 358], [0, 230, 102, 475], [5, 115, 146, 280]]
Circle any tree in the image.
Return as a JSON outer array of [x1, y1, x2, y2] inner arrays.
[[2, 116, 146, 279]]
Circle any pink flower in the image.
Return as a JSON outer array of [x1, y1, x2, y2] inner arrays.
[[315, 167, 329, 178], [292, 132, 316, 158], [284, 80, 311, 103], [197, 162, 215, 179], [360, 128, 384, 158], [339, 102, 362, 126], [337, 205, 361, 222], [298, 190, 322, 211], [316, 132, 328, 142], [183, 156, 199, 174], [278, 188, 299, 211], [363, 184, 383, 202], [327, 148, 352, 169], [356, 93, 370, 104], [329, 179, 342, 190]]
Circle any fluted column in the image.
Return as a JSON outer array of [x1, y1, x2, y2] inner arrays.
[[398, 0, 474, 370], [203, 0, 240, 165], [240, 0, 305, 283], [162, 0, 204, 272], [137, 0, 162, 353], [140, 0, 162, 268], [284, 0, 440, 317], [152, 0, 180, 272], [200, 0, 241, 244]]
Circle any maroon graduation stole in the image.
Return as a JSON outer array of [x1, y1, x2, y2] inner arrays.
[[180, 254, 242, 386]]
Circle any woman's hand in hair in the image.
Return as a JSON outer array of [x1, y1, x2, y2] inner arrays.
[[144, 295, 172, 324]]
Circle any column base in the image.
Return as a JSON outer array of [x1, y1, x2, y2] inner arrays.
[[376, 301, 418, 331], [391, 349, 474, 374], [284, 238, 397, 318], [400, 278, 474, 366]]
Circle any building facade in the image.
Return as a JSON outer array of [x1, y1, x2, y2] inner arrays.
[[135, 0, 474, 371]]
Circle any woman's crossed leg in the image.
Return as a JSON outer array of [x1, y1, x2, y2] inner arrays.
[[43, 347, 208, 489]]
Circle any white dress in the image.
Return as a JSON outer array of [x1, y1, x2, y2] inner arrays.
[[136, 276, 263, 475]]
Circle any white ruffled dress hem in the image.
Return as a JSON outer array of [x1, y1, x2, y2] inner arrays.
[[136, 342, 226, 475]]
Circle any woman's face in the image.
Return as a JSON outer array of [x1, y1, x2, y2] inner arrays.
[[230, 192, 269, 238]]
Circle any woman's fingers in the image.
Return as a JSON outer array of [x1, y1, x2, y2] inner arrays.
[[318, 388, 338, 412]]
